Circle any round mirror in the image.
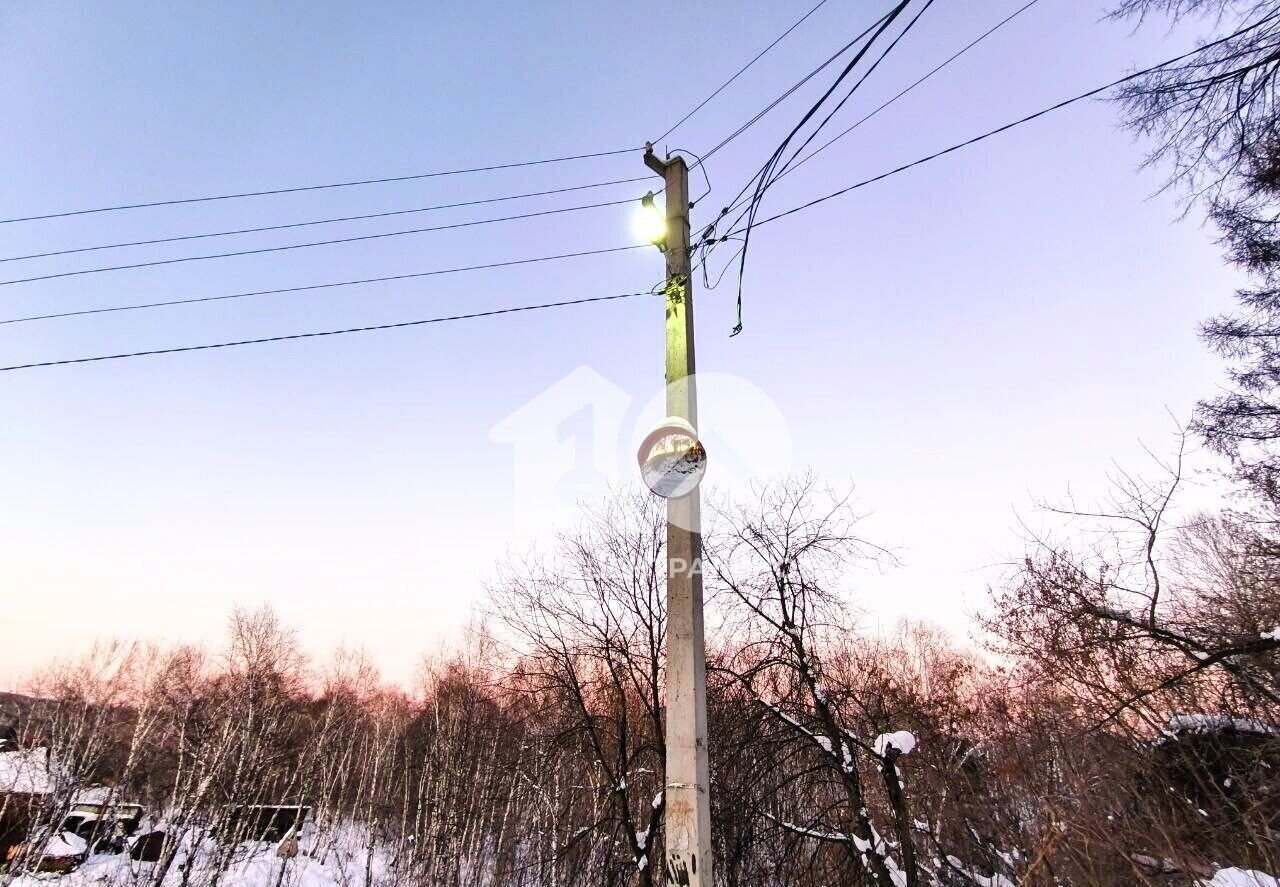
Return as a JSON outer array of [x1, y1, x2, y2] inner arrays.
[[637, 417, 707, 498]]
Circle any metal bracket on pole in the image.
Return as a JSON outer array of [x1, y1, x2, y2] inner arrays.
[[643, 142, 669, 176]]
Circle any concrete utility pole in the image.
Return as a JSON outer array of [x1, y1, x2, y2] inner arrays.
[[644, 144, 713, 887]]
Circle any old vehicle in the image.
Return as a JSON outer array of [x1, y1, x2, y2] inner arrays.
[[61, 788, 144, 853]]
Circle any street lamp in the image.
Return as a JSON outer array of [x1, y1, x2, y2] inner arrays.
[[633, 191, 667, 250]]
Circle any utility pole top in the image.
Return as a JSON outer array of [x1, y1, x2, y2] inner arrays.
[[644, 142, 676, 176]]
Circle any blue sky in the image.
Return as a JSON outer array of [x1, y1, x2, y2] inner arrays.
[[0, 1, 1241, 684]]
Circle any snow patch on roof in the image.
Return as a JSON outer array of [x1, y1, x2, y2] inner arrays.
[[0, 748, 61, 795], [72, 785, 113, 805], [43, 831, 87, 859], [874, 731, 916, 757], [1167, 714, 1276, 737]]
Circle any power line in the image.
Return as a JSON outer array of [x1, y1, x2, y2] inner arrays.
[[692, 5, 901, 169], [701, 0, 1043, 234], [769, 0, 939, 182], [670, 148, 712, 205], [0, 290, 659, 373], [0, 175, 650, 264], [701, 0, 917, 233], [733, 19, 1280, 235], [699, 0, 941, 299], [780, 0, 1044, 181], [723, 0, 916, 334], [0, 244, 648, 326], [0, 147, 643, 226], [653, 0, 833, 144], [0, 197, 639, 287]]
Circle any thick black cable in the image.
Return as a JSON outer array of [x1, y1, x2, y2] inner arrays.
[[0, 245, 647, 325], [0, 148, 643, 225], [0, 290, 658, 373], [772, 0, 940, 182], [734, 20, 1280, 234], [692, 6, 900, 169], [730, 0, 912, 334], [699, 0, 1041, 233], [705, 3, 1279, 338], [781, 0, 1044, 181], [702, 0, 1041, 249], [695, 0, 936, 287], [696, 0, 908, 242], [0, 197, 638, 287], [0, 176, 650, 264], [653, 0, 833, 144]]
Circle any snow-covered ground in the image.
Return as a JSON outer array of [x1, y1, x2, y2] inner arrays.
[[1200, 869, 1280, 887], [9, 850, 357, 887], [6, 830, 391, 887], [6, 835, 1277, 887]]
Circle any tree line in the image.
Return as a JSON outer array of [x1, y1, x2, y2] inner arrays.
[[2, 469, 1277, 886]]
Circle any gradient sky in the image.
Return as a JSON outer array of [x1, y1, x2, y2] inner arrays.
[[0, 1, 1244, 686]]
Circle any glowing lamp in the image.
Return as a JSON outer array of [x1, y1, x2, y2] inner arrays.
[[633, 191, 667, 248]]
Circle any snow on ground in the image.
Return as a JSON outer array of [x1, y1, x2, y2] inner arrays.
[[1200, 868, 1280, 887], [873, 731, 917, 757], [7, 829, 392, 887], [9, 851, 343, 887], [7, 835, 1277, 887]]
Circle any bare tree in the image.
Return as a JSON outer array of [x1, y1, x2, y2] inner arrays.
[[489, 489, 668, 886], [1109, 0, 1280, 507], [987, 436, 1280, 733], [1114, 0, 1280, 199], [705, 476, 938, 887]]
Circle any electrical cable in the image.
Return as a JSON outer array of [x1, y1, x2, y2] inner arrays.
[[731, 17, 1280, 235], [690, 1, 917, 268], [0, 176, 651, 264], [653, 0, 834, 144], [0, 197, 639, 287], [691, 5, 901, 170], [780, 0, 1044, 181], [703, 0, 1043, 237], [0, 244, 648, 325], [696, 0, 1042, 239], [694, 0, 937, 284], [727, 0, 913, 335], [12, 2, 1275, 374], [702, 240, 747, 291], [704, 2, 1277, 338], [0, 289, 661, 373], [11, 7, 842, 235], [0, 147, 644, 225], [669, 149, 713, 205], [771, 0, 940, 182]]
